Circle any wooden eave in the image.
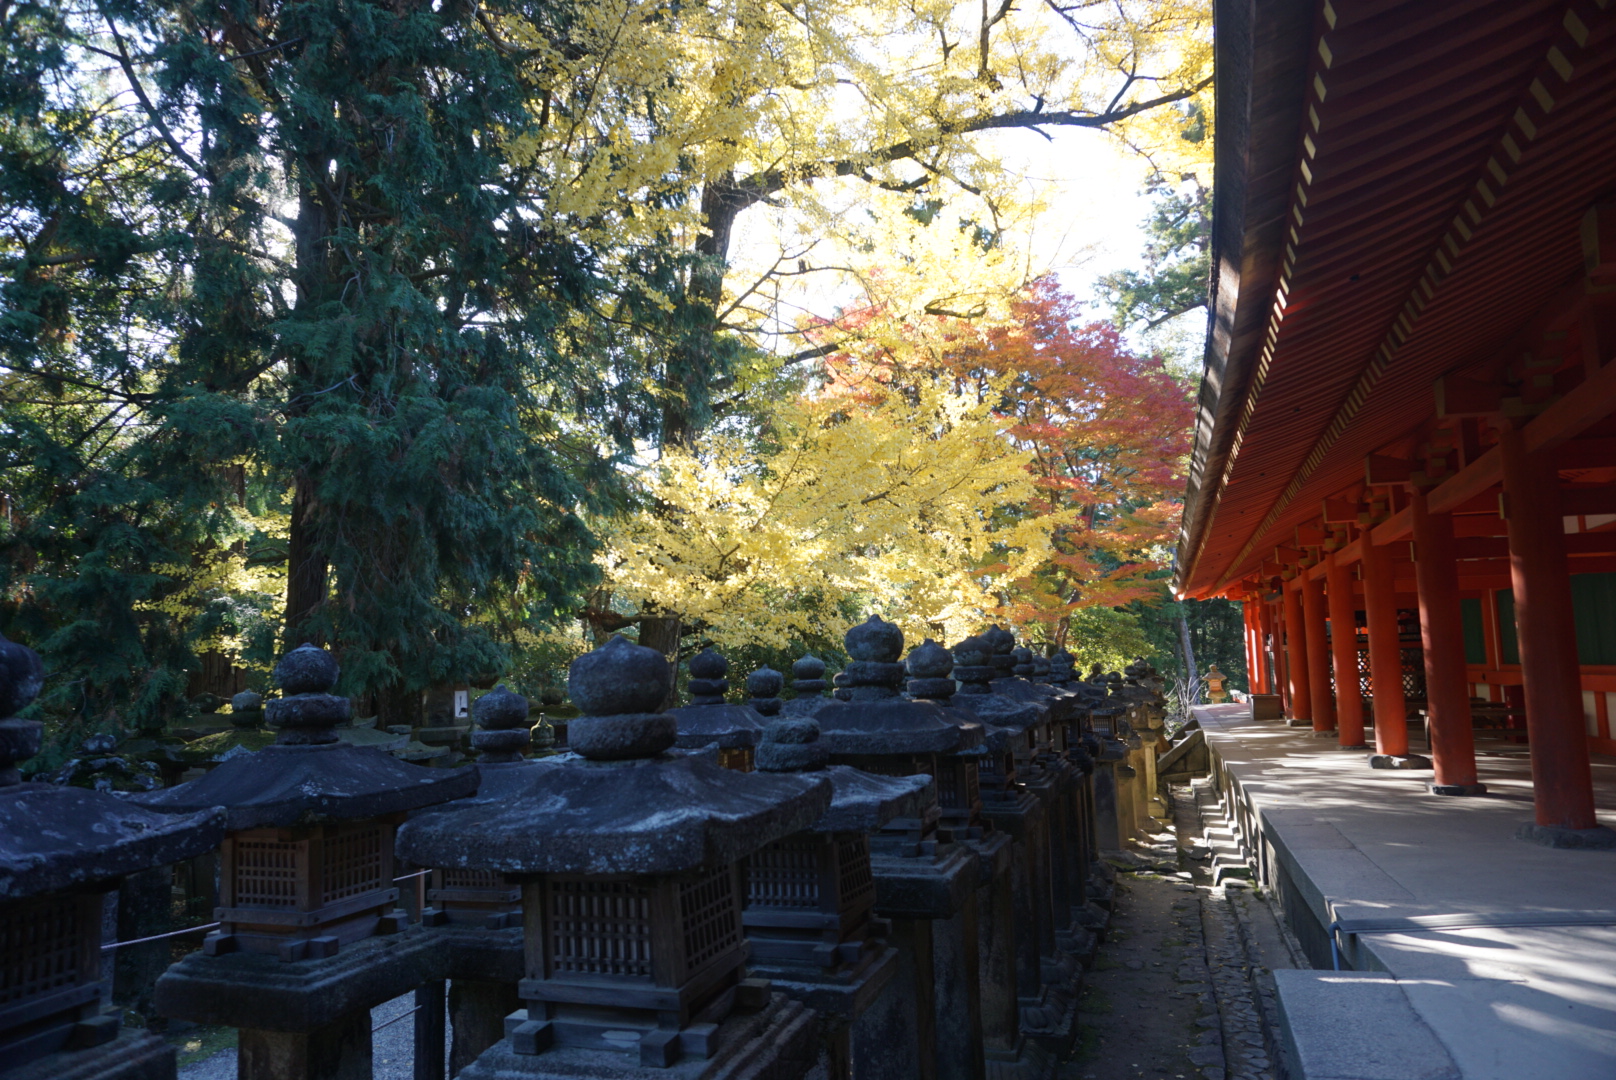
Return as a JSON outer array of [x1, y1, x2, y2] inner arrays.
[[1177, 0, 1616, 599]]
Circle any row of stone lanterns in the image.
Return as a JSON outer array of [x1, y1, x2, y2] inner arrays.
[[0, 618, 1168, 1080]]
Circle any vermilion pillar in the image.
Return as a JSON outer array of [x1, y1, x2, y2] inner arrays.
[[1324, 553, 1367, 749], [1283, 579, 1312, 725], [1360, 527, 1410, 758], [1301, 569, 1335, 734], [1258, 599, 1277, 695], [1499, 426, 1606, 841], [1410, 488, 1485, 795], [1240, 602, 1256, 694], [1271, 599, 1290, 712]]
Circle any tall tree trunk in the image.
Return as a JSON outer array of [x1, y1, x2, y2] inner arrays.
[[281, 170, 334, 650], [1178, 613, 1200, 706], [638, 615, 683, 710], [660, 173, 749, 449], [283, 473, 327, 649]]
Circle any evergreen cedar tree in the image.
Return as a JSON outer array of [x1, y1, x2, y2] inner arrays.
[[0, 0, 654, 746]]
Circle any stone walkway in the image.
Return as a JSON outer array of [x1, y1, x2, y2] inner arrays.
[[176, 992, 444, 1080], [1066, 784, 1301, 1080]]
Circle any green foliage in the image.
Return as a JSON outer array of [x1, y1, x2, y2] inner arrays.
[[1097, 174, 1211, 332]]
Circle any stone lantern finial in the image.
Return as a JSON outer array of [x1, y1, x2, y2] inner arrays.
[[783, 653, 830, 718], [687, 647, 729, 705], [0, 632, 45, 788], [983, 625, 1016, 677], [905, 638, 956, 703], [266, 642, 349, 745], [840, 615, 905, 702], [565, 633, 676, 760], [1049, 649, 1076, 686], [1011, 646, 1036, 678], [747, 666, 785, 717], [952, 635, 995, 696], [756, 717, 829, 772], [472, 684, 531, 763]]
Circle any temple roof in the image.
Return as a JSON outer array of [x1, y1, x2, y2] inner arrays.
[[1178, 0, 1616, 598]]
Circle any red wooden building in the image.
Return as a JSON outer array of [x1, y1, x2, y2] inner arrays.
[[1177, 0, 1616, 845]]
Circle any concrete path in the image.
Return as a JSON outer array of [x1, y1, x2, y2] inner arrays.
[[1191, 704, 1616, 1080]]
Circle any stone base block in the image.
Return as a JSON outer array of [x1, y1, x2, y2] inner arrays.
[[1515, 823, 1616, 849], [1368, 754, 1433, 770], [1309, 729, 1339, 738], [459, 993, 817, 1080], [1017, 983, 1077, 1058], [1336, 744, 1370, 751], [156, 926, 445, 1032], [1427, 782, 1488, 797], [1285, 718, 1312, 727], [8, 1030, 173, 1080], [751, 944, 897, 1021]]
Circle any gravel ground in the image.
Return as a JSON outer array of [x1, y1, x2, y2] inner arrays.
[[178, 990, 448, 1080]]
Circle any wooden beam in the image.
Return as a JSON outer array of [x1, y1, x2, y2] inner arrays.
[[1435, 374, 1503, 417], [1365, 454, 1413, 485], [1322, 498, 1361, 523], [1296, 524, 1328, 545], [1555, 437, 1616, 470]]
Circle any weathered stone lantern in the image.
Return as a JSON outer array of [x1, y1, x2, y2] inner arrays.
[[811, 616, 986, 1080], [745, 717, 932, 1080], [667, 648, 764, 770], [0, 634, 225, 1080], [395, 634, 833, 1077], [904, 640, 1051, 1080], [147, 643, 478, 1080], [945, 635, 1077, 1064], [418, 685, 537, 1075]]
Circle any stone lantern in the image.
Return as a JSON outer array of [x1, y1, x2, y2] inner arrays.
[[905, 640, 1053, 1080], [667, 648, 763, 770], [782, 654, 832, 718], [422, 684, 536, 1073], [0, 634, 225, 1080], [1205, 662, 1230, 704], [745, 717, 932, 1080], [945, 635, 1078, 1063], [395, 634, 833, 1077], [811, 616, 986, 1080], [147, 643, 479, 1080]]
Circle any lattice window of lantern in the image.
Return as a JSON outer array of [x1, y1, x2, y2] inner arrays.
[[234, 838, 301, 908], [547, 878, 653, 979], [678, 865, 741, 977], [963, 762, 980, 808], [0, 895, 81, 1006], [442, 868, 504, 890], [835, 834, 875, 920], [935, 765, 961, 809], [748, 836, 821, 909], [321, 824, 385, 905]]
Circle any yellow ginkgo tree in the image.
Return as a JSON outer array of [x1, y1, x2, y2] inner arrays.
[[597, 369, 1053, 653]]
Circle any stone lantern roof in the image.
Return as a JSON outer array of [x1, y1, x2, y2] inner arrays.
[[0, 634, 225, 900], [754, 717, 933, 834], [396, 634, 832, 877], [138, 643, 478, 828]]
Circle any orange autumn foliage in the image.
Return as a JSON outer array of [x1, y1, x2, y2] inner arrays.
[[817, 279, 1192, 645]]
